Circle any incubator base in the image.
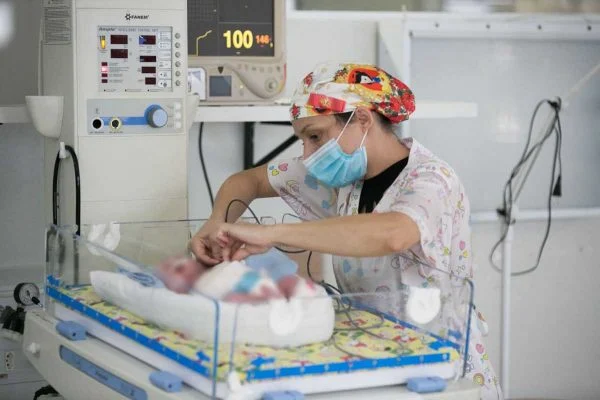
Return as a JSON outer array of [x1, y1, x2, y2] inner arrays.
[[23, 310, 480, 400]]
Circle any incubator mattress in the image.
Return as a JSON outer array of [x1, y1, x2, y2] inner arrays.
[[89, 270, 335, 348], [47, 283, 461, 397]]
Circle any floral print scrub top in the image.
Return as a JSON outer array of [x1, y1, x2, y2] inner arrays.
[[267, 137, 502, 399]]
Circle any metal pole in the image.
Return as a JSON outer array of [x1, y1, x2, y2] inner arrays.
[[500, 221, 514, 398]]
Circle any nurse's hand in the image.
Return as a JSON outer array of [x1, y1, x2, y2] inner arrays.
[[189, 219, 230, 266], [215, 223, 274, 261]]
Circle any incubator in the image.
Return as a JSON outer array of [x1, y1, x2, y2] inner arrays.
[[31, 220, 475, 399]]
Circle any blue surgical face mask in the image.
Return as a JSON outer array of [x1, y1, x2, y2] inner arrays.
[[302, 111, 368, 188]]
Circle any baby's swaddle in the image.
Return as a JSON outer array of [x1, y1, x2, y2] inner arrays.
[[92, 247, 334, 346], [194, 248, 317, 301], [245, 247, 298, 281], [114, 248, 317, 302], [193, 260, 283, 300]]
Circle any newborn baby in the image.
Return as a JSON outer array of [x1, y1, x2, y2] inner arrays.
[[155, 249, 317, 303]]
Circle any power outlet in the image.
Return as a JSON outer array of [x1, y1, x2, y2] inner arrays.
[[3, 351, 15, 371]]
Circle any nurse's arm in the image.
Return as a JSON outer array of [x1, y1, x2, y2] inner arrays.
[[272, 212, 420, 257], [210, 164, 278, 223], [220, 212, 420, 260]]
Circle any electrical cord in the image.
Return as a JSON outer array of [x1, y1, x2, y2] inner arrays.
[[52, 144, 81, 284], [52, 145, 81, 235], [305, 248, 410, 359], [490, 99, 563, 276], [33, 385, 59, 400], [198, 122, 215, 209], [223, 199, 408, 357], [224, 199, 305, 254], [222, 200, 466, 363]]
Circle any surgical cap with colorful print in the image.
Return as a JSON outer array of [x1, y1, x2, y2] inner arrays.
[[290, 63, 415, 124]]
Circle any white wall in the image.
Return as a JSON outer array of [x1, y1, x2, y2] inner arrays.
[[473, 219, 600, 400], [0, 0, 46, 268], [0, 1, 48, 397], [1, 4, 599, 400]]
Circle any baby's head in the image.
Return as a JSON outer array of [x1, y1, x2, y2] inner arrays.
[[156, 256, 207, 293]]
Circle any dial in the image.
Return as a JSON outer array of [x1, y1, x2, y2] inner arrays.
[[145, 105, 168, 128], [13, 282, 40, 306]]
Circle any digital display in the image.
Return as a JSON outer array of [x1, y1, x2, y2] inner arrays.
[[110, 49, 128, 59], [188, 0, 274, 57], [139, 35, 156, 45], [98, 26, 172, 93], [209, 75, 232, 96], [110, 35, 128, 44]]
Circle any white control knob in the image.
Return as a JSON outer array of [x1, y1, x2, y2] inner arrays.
[[146, 105, 168, 128]]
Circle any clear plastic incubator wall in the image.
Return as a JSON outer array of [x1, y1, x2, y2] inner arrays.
[[43, 220, 474, 399]]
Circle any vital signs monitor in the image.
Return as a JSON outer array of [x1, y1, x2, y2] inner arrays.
[[187, 0, 286, 104]]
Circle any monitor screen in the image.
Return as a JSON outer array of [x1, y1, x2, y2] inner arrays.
[[209, 75, 232, 96], [188, 0, 275, 57]]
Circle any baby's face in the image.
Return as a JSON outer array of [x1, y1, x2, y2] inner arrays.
[[157, 256, 206, 293]]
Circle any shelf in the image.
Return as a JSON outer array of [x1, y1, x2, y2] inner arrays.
[[0, 104, 30, 124], [194, 101, 478, 123], [1, 101, 478, 125], [195, 105, 290, 123]]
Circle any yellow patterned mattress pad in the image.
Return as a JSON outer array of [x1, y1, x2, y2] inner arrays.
[[48, 284, 460, 383]]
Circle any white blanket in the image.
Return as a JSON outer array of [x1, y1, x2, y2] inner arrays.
[[90, 270, 335, 348]]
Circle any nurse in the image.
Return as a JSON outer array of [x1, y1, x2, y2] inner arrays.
[[190, 62, 502, 399]]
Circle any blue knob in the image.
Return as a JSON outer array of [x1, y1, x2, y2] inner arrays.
[[145, 105, 168, 128]]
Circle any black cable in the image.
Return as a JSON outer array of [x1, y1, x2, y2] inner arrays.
[[52, 145, 81, 284], [493, 101, 557, 258], [490, 99, 563, 276], [512, 114, 561, 276], [501, 100, 553, 224], [224, 199, 305, 254], [553, 112, 563, 197], [225, 198, 261, 225], [65, 146, 81, 236], [489, 110, 556, 267], [306, 251, 315, 280], [52, 145, 81, 235], [305, 248, 402, 357], [223, 202, 456, 361], [198, 122, 215, 209], [52, 153, 60, 225], [282, 213, 302, 223], [33, 385, 59, 400], [306, 250, 343, 296]]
